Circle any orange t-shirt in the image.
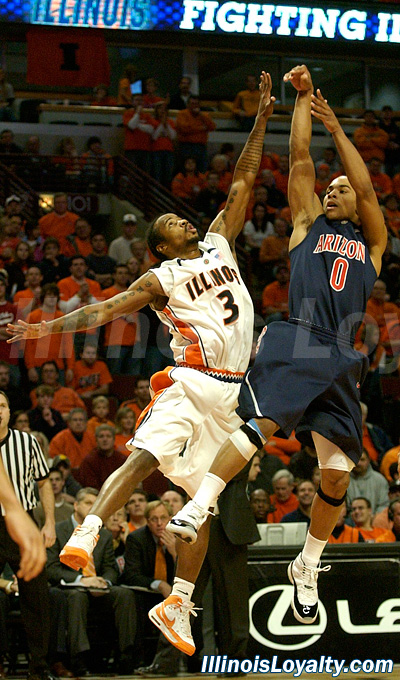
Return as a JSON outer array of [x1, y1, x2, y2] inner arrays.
[[39, 211, 79, 242], [115, 432, 133, 455], [13, 289, 38, 317], [123, 109, 155, 151], [360, 527, 395, 542], [24, 309, 75, 372], [57, 276, 102, 301], [73, 359, 113, 395], [49, 428, 96, 468], [171, 172, 207, 200], [362, 425, 379, 463], [30, 385, 85, 414], [261, 281, 289, 317], [259, 235, 290, 264], [61, 237, 94, 259], [268, 493, 299, 523], [86, 416, 115, 437], [272, 170, 289, 196], [102, 286, 137, 347], [176, 109, 216, 145], [328, 525, 361, 543], [120, 399, 143, 420]]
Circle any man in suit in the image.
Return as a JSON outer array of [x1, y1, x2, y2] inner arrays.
[[123, 501, 178, 676], [46, 488, 136, 676], [191, 461, 260, 669]]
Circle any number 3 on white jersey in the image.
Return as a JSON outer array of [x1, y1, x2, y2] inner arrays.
[[330, 257, 349, 292]]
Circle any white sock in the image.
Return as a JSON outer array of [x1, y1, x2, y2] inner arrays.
[[301, 532, 327, 567], [172, 577, 195, 601], [192, 473, 226, 510], [83, 514, 103, 533]]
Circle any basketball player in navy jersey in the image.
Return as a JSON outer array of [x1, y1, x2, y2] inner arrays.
[[169, 64, 387, 626]]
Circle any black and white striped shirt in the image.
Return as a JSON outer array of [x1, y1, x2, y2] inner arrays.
[[0, 429, 49, 514]]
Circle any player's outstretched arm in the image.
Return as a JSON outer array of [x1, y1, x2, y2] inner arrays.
[[311, 89, 386, 274], [284, 64, 322, 242], [0, 459, 46, 581], [7, 270, 165, 342], [208, 71, 275, 248]]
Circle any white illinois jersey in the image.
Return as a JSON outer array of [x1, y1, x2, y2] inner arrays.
[[150, 231, 254, 374]]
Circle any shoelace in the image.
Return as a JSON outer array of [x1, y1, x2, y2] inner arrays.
[[169, 601, 201, 638], [299, 563, 331, 603], [186, 501, 214, 522], [72, 525, 98, 541]]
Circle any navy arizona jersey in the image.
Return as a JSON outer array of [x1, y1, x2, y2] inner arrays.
[[288, 214, 377, 341]]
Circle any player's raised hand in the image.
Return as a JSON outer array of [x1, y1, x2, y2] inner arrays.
[[311, 89, 341, 134], [283, 64, 313, 92], [257, 71, 275, 120], [7, 319, 49, 343]]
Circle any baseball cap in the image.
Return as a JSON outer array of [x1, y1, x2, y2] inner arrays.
[[123, 214, 137, 224], [52, 454, 71, 468], [5, 195, 21, 206]]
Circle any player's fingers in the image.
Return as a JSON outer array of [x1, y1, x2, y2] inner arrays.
[[6, 334, 23, 344]]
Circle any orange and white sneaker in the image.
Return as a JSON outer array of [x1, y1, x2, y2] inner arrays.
[[59, 524, 99, 571], [148, 595, 197, 656]]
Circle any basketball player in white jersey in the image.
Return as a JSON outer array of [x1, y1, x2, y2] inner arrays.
[[7, 71, 275, 656]]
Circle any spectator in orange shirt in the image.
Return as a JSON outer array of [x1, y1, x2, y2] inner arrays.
[[263, 430, 301, 467], [208, 154, 233, 196], [232, 75, 260, 132], [261, 264, 289, 322], [151, 100, 176, 187], [373, 482, 400, 530], [176, 96, 216, 172], [24, 283, 75, 385], [57, 256, 102, 314], [38, 193, 79, 243], [142, 78, 163, 109], [13, 265, 42, 318], [0, 215, 23, 262], [368, 157, 393, 201], [49, 407, 96, 469], [102, 263, 141, 375], [117, 64, 137, 107], [78, 424, 126, 490], [363, 279, 400, 344], [73, 343, 113, 399], [380, 443, 400, 482], [259, 217, 290, 276], [328, 504, 363, 543], [268, 470, 299, 524], [353, 110, 389, 163], [121, 376, 150, 420], [86, 395, 115, 438], [30, 360, 85, 419], [350, 497, 395, 542], [81, 136, 114, 192], [245, 184, 277, 222], [384, 194, 400, 238], [171, 157, 207, 205], [61, 218, 93, 259], [123, 94, 155, 175], [273, 154, 289, 196], [125, 489, 148, 532], [90, 84, 117, 108], [114, 407, 136, 456]]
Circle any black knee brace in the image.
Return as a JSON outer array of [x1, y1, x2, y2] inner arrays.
[[240, 423, 263, 451], [317, 485, 346, 507]]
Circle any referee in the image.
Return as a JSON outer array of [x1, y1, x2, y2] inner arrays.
[[0, 390, 56, 680]]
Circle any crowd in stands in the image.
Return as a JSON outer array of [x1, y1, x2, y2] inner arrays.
[[0, 67, 400, 676]]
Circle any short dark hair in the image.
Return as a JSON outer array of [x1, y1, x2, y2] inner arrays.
[[70, 255, 86, 266], [352, 496, 371, 509], [87, 136, 101, 148], [41, 360, 59, 374], [147, 216, 167, 261], [40, 283, 60, 304], [382, 105, 393, 112]]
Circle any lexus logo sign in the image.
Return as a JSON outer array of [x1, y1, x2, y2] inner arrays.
[[249, 585, 328, 651]]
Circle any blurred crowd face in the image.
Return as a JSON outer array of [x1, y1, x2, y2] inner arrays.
[[14, 412, 30, 432], [74, 493, 97, 523], [0, 364, 9, 389], [120, 410, 135, 433], [54, 195, 68, 215], [41, 363, 59, 386], [147, 504, 171, 539], [126, 492, 147, 520], [96, 428, 115, 454], [250, 489, 271, 522], [351, 499, 371, 528], [248, 455, 261, 483], [296, 481, 316, 509], [161, 491, 184, 514], [68, 411, 87, 434], [273, 477, 293, 502], [49, 470, 64, 497], [106, 507, 127, 536], [91, 234, 107, 254]]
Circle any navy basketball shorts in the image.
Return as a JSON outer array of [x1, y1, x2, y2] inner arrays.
[[237, 321, 370, 465]]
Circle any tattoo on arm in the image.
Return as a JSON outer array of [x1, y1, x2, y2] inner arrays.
[[52, 309, 99, 333], [235, 129, 265, 174]]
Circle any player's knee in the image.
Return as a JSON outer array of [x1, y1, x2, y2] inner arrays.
[[320, 468, 350, 498], [125, 448, 159, 476]]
